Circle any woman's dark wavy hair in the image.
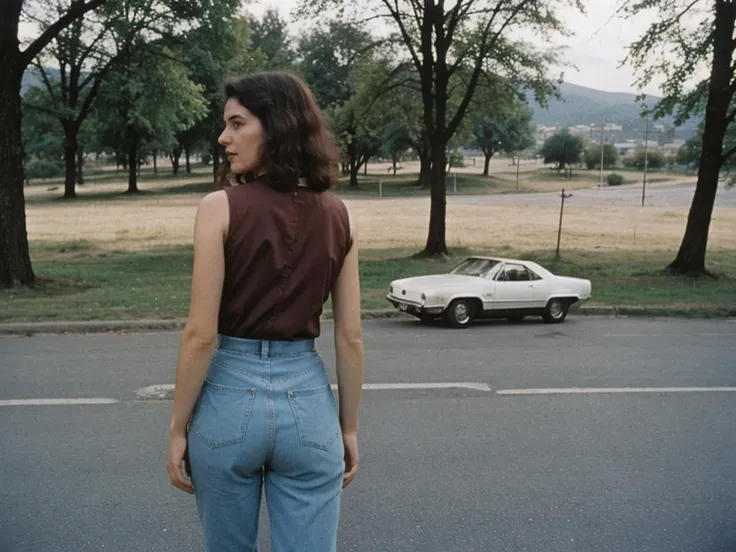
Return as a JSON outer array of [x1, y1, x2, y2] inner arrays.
[[215, 70, 341, 192]]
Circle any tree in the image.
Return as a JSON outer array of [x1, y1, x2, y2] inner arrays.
[[539, 128, 584, 177], [624, 0, 736, 274], [498, 105, 536, 166], [299, 0, 574, 257], [250, 7, 295, 69], [94, 46, 207, 193], [298, 21, 394, 186], [473, 118, 503, 176], [584, 143, 618, 170], [632, 146, 665, 170], [1, 0, 109, 286]]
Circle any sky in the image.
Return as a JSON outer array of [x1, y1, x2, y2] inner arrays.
[[248, 0, 662, 96]]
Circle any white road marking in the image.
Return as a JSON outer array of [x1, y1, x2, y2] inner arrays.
[[0, 398, 119, 406], [496, 387, 736, 396], [603, 333, 736, 338], [338, 382, 492, 392], [136, 382, 492, 399]]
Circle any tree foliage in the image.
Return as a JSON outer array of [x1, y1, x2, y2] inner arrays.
[[539, 128, 584, 177], [250, 7, 295, 69], [584, 142, 618, 170]]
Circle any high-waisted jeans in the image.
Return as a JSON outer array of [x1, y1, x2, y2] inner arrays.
[[187, 335, 344, 552]]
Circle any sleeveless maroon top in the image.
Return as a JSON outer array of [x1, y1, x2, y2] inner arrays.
[[217, 177, 353, 341]]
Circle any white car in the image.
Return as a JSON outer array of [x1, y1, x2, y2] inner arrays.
[[386, 256, 592, 328]]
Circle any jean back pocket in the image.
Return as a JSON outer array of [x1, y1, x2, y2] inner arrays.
[[189, 380, 256, 449], [287, 384, 340, 451]]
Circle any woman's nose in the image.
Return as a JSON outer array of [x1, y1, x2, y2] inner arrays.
[[217, 130, 229, 146]]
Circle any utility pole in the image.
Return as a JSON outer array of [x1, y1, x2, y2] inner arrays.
[[642, 115, 650, 207], [599, 115, 604, 188], [556, 188, 573, 257]]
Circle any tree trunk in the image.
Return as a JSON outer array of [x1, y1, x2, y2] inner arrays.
[[211, 141, 220, 178], [483, 153, 492, 176], [668, 1, 735, 274], [364, 161, 368, 175], [170, 146, 181, 176], [421, 141, 448, 256], [185, 147, 191, 174], [76, 148, 84, 185], [347, 140, 359, 188], [418, 151, 431, 188], [62, 126, 78, 198], [0, 49, 35, 286], [349, 161, 360, 188], [392, 155, 397, 175], [126, 125, 139, 193], [153, 149, 158, 175]]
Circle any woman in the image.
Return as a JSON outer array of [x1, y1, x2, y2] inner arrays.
[[166, 70, 364, 552]]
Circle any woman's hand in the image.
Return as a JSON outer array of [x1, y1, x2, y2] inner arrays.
[[167, 432, 194, 495], [342, 431, 359, 488]]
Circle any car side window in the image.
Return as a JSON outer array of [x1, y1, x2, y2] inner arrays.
[[497, 264, 541, 282]]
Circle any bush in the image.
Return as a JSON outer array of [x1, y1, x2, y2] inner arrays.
[[201, 152, 211, 165], [607, 173, 624, 186], [24, 158, 64, 180]]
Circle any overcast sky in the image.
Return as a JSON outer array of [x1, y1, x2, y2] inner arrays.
[[250, 0, 662, 96]]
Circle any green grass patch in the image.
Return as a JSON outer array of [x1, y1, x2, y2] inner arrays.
[[2, 243, 735, 323]]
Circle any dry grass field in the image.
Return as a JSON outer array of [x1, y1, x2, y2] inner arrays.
[[23, 169, 736, 254]]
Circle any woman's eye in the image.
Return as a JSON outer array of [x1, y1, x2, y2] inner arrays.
[[232, 121, 242, 129]]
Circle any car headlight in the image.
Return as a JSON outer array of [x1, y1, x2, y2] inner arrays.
[[390, 286, 394, 294]]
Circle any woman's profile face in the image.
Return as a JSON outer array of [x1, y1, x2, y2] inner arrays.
[[218, 97, 265, 175]]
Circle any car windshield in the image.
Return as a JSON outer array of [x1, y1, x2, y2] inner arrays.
[[450, 258, 502, 278]]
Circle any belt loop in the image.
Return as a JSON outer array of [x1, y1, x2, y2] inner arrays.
[[216, 334, 223, 349], [260, 340, 269, 360]]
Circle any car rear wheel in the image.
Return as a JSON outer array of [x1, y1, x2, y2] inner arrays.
[[444, 299, 475, 329], [542, 298, 569, 323]]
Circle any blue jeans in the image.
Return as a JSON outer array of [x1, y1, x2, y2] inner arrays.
[[187, 335, 345, 552]]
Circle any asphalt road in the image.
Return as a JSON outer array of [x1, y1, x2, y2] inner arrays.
[[2, 317, 736, 552], [448, 181, 736, 208]]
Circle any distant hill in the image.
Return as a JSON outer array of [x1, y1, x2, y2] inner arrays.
[[526, 82, 699, 141], [22, 66, 61, 94], [22, 67, 699, 140]]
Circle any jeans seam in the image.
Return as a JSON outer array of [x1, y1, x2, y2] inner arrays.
[[280, 359, 323, 383]]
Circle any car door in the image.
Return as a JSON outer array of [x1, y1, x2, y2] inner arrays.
[[491, 263, 547, 311], [522, 266, 553, 308]]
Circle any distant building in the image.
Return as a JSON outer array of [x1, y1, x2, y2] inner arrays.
[[614, 141, 640, 156]]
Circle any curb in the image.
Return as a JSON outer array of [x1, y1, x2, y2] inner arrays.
[[0, 306, 732, 336]]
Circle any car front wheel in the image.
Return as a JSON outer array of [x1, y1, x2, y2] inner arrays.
[[445, 299, 475, 329], [542, 298, 569, 323]]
